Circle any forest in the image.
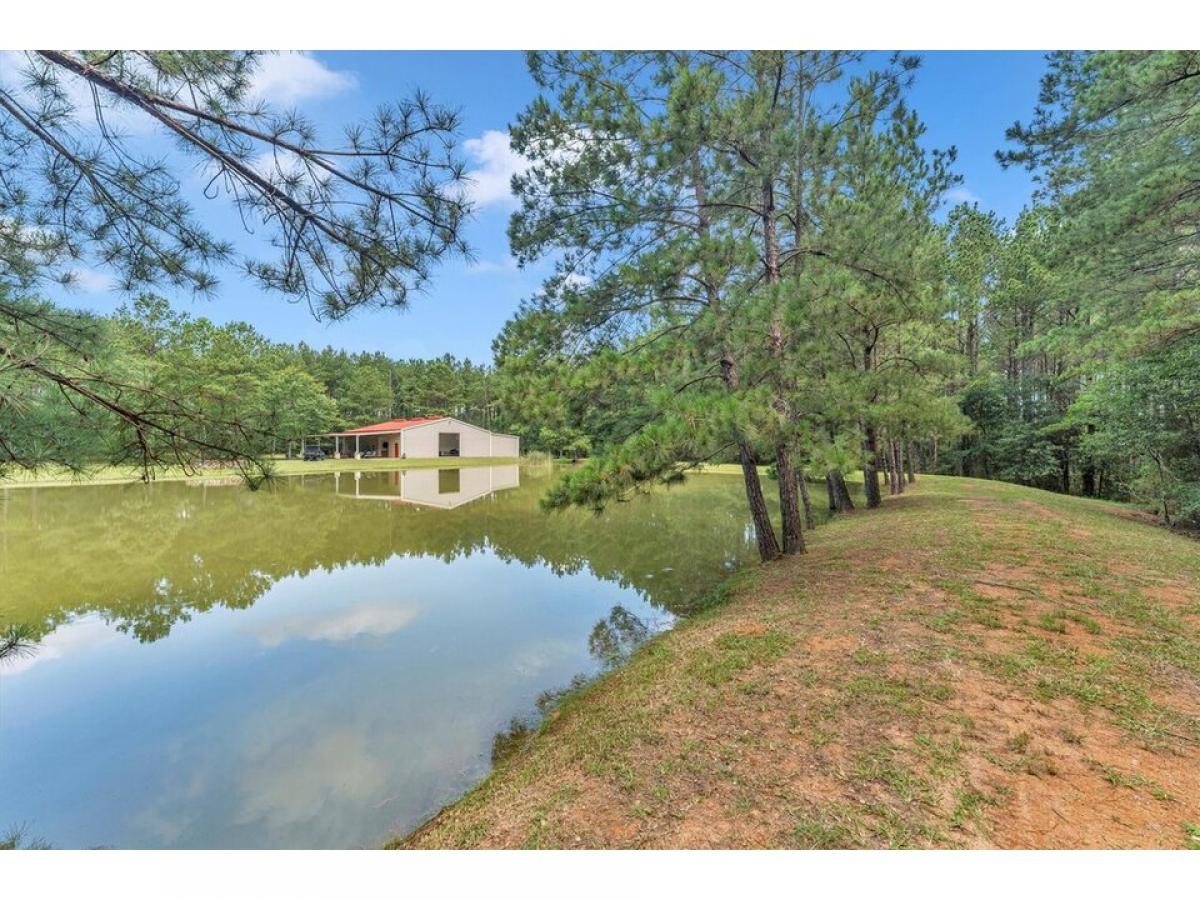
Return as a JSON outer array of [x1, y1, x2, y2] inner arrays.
[[492, 50, 1200, 541], [2, 51, 1199, 536], [3, 291, 498, 460]]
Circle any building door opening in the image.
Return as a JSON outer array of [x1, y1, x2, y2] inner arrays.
[[438, 432, 460, 457], [438, 468, 461, 494]]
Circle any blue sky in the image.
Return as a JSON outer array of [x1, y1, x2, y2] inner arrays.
[[39, 50, 1049, 364]]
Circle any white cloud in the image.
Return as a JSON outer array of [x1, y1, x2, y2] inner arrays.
[[249, 604, 419, 648], [0, 51, 26, 90], [67, 267, 116, 293], [458, 130, 531, 209], [0, 52, 355, 136], [246, 52, 357, 107], [0, 50, 155, 135], [945, 185, 983, 206], [465, 255, 519, 275], [561, 271, 592, 289]]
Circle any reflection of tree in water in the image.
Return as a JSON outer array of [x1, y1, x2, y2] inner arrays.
[[0, 824, 51, 850], [587, 605, 650, 668], [490, 717, 536, 766], [0, 624, 36, 663], [2, 468, 778, 643], [488, 605, 654, 768]]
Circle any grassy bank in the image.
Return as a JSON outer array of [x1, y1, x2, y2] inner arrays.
[[394, 475, 1200, 849], [692, 462, 860, 482], [0, 456, 521, 489]]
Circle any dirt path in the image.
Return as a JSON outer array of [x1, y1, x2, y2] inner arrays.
[[395, 476, 1200, 849]]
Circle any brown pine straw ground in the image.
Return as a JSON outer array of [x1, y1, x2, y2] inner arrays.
[[393, 475, 1200, 849]]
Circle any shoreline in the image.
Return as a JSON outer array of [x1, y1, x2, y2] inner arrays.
[[391, 475, 1200, 849], [0, 456, 523, 490]]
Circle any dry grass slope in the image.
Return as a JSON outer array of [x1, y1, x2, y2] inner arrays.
[[393, 475, 1200, 849]]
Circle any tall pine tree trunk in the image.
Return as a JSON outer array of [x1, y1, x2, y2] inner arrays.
[[905, 440, 916, 483], [739, 442, 781, 561], [762, 175, 803, 554], [827, 468, 855, 512], [1081, 424, 1097, 496], [797, 469, 816, 530], [1081, 464, 1096, 497], [885, 438, 894, 495], [863, 425, 882, 509], [694, 157, 781, 563], [860, 332, 883, 508], [775, 443, 805, 554], [722, 350, 781, 562]]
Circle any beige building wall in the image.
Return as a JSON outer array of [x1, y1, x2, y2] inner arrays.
[[490, 433, 520, 457], [400, 418, 520, 459], [399, 464, 520, 508]]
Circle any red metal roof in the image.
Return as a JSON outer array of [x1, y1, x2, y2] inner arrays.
[[335, 416, 445, 435]]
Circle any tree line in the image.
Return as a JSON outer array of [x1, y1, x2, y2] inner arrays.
[[1, 291, 499, 468], [487, 50, 1200, 545], [3, 51, 1197, 535], [490, 50, 968, 560], [942, 51, 1200, 528]]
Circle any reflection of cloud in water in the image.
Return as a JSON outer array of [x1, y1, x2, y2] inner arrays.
[[134, 767, 209, 846], [2, 615, 120, 676], [231, 728, 392, 833], [248, 604, 420, 648], [508, 637, 579, 679]]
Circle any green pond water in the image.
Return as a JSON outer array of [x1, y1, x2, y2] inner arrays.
[[0, 463, 847, 848]]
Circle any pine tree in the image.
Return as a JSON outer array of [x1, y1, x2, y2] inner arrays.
[[0, 51, 469, 474]]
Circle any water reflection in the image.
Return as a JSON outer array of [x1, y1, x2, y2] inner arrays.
[[0, 464, 791, 848], [0, 466, 762, 646], [587, 605, 652, 669], [332, 464, 520, 509]]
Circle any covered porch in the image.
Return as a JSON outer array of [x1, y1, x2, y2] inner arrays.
[[311, 429, 403, 459]]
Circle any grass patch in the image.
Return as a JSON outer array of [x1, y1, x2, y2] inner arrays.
[[949, 787, 998, 833], [1184, 822, 1200, 849], [853, 744, 934, 805], [1085, 758, 1175, 801], [687, 631, 792, 687], [978, 638, 1197, 746], [791, 813, 860, 849], [844, 674, 953, 715], [851, 647, 889, 667]]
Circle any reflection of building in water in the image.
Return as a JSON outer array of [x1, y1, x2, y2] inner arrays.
[[334, 465, 520, 510]]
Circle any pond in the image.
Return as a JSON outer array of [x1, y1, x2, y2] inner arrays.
[[0, 463, 849, 848]]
